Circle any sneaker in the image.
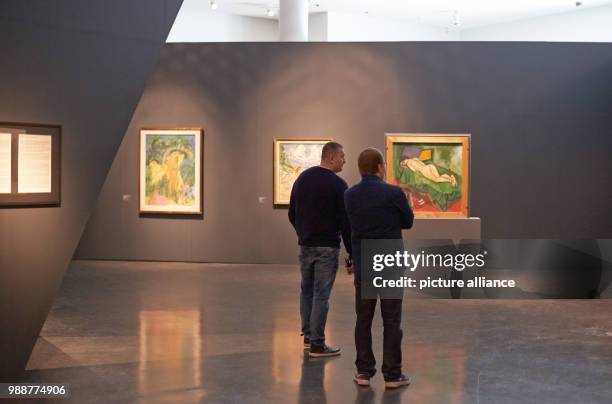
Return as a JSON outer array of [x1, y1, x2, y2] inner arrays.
[[303, 336, 310, 349], [308, 344, 341, 358], [385, 374, 410, 389], [353, 373, 371, 386]]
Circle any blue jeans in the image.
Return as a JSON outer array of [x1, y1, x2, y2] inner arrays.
[[299, 246, 340, 346]]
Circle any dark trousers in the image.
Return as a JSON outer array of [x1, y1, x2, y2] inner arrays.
[[354, 284, 403, 380]]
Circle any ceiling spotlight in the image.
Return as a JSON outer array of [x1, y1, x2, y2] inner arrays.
[[210, 1, 218, 10], [267, 8, 276, 17], [575, 1, 582, 6]]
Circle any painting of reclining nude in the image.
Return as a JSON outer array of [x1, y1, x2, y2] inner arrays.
[[139, 128, 203, 214], [385, 134, 470, 218], [274, 138, 331, 205]]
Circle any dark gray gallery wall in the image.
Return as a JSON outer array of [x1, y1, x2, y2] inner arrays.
[[75, 42, 612, 265], [0, 0, 182, 382]]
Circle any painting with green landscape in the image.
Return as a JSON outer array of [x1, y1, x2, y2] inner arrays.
[[385, 134, 470, 218], [139, 129, 203, 214], [273, 139, 330, 205]]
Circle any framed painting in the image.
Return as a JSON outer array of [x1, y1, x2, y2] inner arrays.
[[0, 122, 61, 207], [273, 138, 331, 205], [139, 128, 203, 215], [385, 134, 470, 218]]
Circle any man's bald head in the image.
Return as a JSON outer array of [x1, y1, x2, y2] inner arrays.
[[357, 148, 384, 177]]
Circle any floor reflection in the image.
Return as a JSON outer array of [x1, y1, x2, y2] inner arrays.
[[138, 310, 202, 398], [298, 355, 339, 404], [405, 344, 465, 404], [354, 386, 376, 404], [272, 330, 303, 386], [23, 261, 612, 403]]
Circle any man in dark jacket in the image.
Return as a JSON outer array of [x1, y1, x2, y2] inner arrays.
[[344, 148, 414, 388], [289, 141, 352, 357]]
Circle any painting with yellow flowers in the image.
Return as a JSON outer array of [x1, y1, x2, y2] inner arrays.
[[139, 129, 203, 214]]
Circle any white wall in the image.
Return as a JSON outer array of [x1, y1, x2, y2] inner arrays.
[[309, 12, 328, 41], [461, 4, 612, 42], [167, 8, 277, 42], [169, 8, 329, 43], [167, 2, 612, 43], [326, 11, 461, 42]]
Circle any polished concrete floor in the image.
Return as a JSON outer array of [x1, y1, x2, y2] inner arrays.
[[23, 260, 612, 404]]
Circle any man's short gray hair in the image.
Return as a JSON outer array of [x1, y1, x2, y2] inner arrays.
[[321, 141, 343, 162]]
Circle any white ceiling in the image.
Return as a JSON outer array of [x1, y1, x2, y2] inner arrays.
[[198, 0, 612, 29]]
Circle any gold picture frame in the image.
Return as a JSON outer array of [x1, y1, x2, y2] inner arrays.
[[139, 128, 203, 215], [385, 133, 470, 218], [273, 138, 331, 205]]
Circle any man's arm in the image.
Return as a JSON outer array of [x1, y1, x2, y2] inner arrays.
[[338, 183, 352, 258], [393, 188, 414, 229], [343, 191, 354, 275], [288, 183, 297, 229]]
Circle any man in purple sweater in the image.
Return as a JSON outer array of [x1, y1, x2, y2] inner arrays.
[[289, 142, 353, 357]]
